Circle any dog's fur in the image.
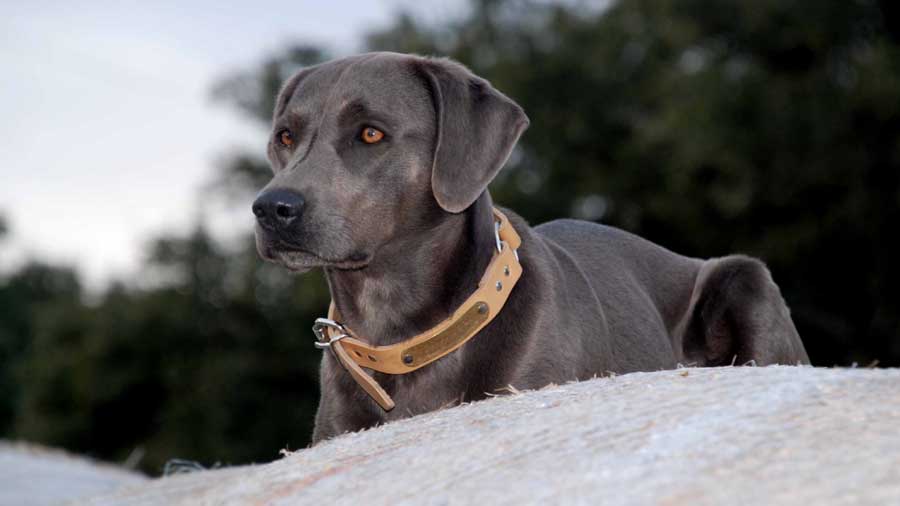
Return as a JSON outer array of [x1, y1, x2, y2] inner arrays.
[[252, 52, 810, 442]]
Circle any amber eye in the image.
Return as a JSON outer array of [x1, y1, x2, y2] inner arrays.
[[361, 127, 384, 144], [278, 129, 294, 147]]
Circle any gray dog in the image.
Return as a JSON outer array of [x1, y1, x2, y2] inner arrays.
[[252, 52, 810, 443]]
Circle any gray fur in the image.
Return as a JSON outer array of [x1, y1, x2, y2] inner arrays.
[[252, 52, 810, 443]]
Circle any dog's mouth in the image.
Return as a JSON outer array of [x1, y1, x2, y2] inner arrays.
[[262, 242, 370, 272]]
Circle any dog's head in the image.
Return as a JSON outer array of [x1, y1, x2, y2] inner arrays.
[[253, 52, 529, 272]]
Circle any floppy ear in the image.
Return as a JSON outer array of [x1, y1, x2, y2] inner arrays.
[[418, 59, 530, 213], [272, 65, 316, 121]]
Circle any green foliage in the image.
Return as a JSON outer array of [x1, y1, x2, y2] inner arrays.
[[0, 263, 81, 435], [1, 0, 898, 474], [8, 229, 329, 471]]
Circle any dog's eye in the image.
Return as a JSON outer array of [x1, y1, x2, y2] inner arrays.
[[361, 127, 384, 144], [277, 129, 294, 148]]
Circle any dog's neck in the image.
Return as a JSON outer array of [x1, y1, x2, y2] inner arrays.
[[324, 194, 496, 346]]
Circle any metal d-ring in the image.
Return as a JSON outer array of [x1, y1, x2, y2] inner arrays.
[[495, 220, 519, 261], [312, 318, 349, 349]]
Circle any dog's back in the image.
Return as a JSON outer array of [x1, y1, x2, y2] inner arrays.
[[531, 218, 697, 371], [533, 217, 809, 370]]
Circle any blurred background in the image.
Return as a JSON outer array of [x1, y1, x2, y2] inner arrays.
[[1, 0, 898, 475]]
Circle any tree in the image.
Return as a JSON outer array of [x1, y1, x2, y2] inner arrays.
[[0, 260, 82, 435]]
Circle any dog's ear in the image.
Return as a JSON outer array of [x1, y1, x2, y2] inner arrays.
[[418, 59, 529, 213], [272, 65, 318, 121]]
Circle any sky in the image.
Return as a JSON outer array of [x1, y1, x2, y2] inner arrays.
[[0, 0, 464, 290]]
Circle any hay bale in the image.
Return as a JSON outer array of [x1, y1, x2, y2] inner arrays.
[[0, 441, 145, 506], [22, 366, 900, 504]]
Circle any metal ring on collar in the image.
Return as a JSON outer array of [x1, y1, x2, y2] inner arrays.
[[495, 221, 519, 261], [312, 318, 349, 349], [313, 333, 349, 349]]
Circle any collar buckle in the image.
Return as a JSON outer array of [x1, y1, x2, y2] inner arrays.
[[312, 318, 349, 349]]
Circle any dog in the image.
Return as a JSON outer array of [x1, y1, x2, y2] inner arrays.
[[251, 52, 810, 443]]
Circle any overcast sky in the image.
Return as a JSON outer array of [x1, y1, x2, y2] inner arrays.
[[0, 0, 464, 290]]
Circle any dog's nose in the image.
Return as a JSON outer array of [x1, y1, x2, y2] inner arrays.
[[252, 189, 305, 228]]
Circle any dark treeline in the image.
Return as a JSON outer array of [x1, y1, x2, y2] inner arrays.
[[1, 0, 898, 474]]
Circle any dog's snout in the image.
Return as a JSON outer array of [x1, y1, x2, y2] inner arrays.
[[252, 189, 305, 228]]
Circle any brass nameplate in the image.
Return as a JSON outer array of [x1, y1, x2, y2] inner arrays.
[[401, 303, 489, 367]]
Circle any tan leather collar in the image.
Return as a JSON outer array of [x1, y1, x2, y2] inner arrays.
[[312, 208, 523, 411]]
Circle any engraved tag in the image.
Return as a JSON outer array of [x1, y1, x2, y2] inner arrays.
[[401, 302, 489, 367]]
